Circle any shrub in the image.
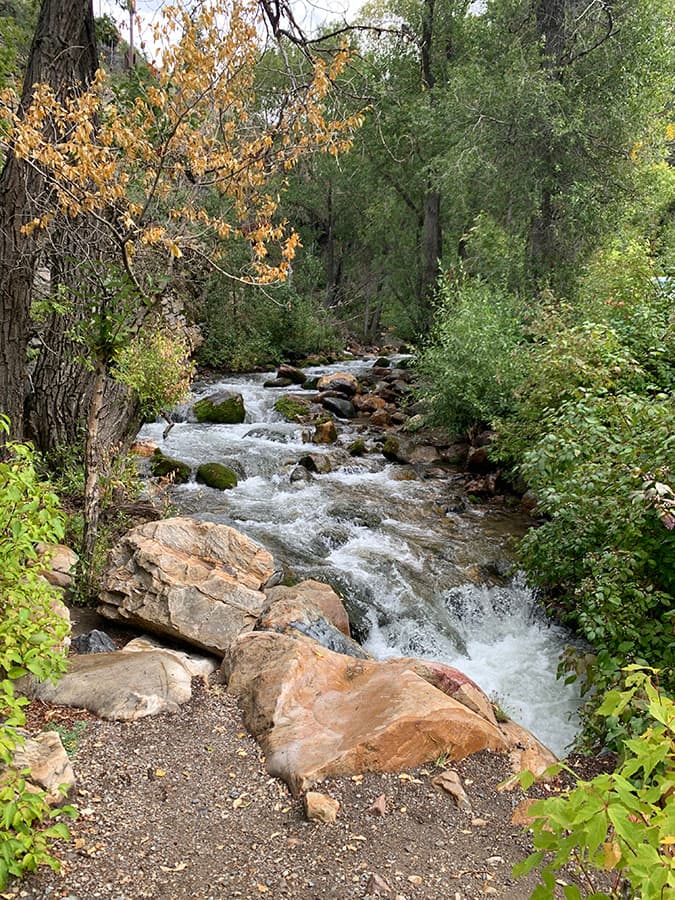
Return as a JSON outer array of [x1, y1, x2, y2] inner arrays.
[[515, 668, 675, 899], [419, 277, 527, 434], [0, 416, 77, 888]]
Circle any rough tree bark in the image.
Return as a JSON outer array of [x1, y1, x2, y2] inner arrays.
[[0, 0, 97, 441]]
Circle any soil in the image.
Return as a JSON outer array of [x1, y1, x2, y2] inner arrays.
[[17, 678, 609, 900]]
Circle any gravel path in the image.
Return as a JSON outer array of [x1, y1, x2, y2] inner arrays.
[[17, 679, 553, 900]]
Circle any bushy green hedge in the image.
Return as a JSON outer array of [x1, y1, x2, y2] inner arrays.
[[419, 239, 674, 745], [0, 417, 76, 888]]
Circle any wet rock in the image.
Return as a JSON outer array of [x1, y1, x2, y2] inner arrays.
[[99, 518, 273, 656], [274, 395, 312, 422], [21, 650, 194, 721], [328, 503, 382, 530], [521, 490, 539, 516], [244, 427, 291, 443], [263, 377, 292, 388], [297, 453, 332, 475], [319, 395, 356, 419], [373, 357, 391, 368], [193, 391, 246, 424], [12, 730, 76, 804], [224, 631, 508, 795], [256, 595, 369, 659], [354, 394, 387, 413], [277, 363, 306, 384], [264, 580, 351, 636], [369, 409, 390, 427], [312, 420, 338, 444], [196, 462, 238, 490], [290, 465, 313, 484], [301, 376, 320, 390], [304, 791, 339, 824], [71, 629, 116, 654], [465, 473, 498, 496], [347, 439, 367, 456], [150, 449, 191, 484], [432, 769, 472, 813], [316, 372, 358, 397], [466, 446, 493, 473]]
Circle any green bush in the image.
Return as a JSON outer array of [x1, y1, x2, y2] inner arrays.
[[517, 391, 675, 726], [198, 270, 339, 372], [419, 277, 527, 434], [515, 668, 675, 899], [0, 416, 77, 888]]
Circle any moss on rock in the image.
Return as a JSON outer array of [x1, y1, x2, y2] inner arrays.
[[150, 449, 191, 483], [196, 463, 238, 490], [193, 392, 246, 424], [274, 395, 310, 422]]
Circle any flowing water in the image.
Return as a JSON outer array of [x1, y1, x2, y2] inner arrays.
[[139, 358, 581, 755]]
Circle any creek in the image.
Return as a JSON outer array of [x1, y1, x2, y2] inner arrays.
[[139, 357, 581, 756]]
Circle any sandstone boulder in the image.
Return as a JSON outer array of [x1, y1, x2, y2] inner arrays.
[[305, 791, 339, 824], [99, 518, 274, 655], [37, 543, 79, 590], [12, 730, 76, 804], [224, 632, 508, 795], [264, 580, 351, 636], [256, 587, 368, 659], [22, 650, 193, 721], [500, 721, 558, 780], [312, 420, 338, 444]]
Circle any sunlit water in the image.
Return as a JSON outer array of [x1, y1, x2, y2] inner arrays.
[[139, 358, 580, 754]]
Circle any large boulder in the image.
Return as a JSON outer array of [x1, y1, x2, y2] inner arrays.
[[99, 518, 274, 655], [277, 363, 306, 384], [193, 391, 246, 424], [257, 583, 368, 659], [150, 449, 191, 484], [223, 631, 508, 795], [21, 650, 194, 721], [319, 395, 356, 419], [196, 462, 238, 490], [316, 372, 358, 397], [264, 580, 351, 636]]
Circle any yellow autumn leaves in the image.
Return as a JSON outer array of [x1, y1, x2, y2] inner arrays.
[[0, 0, 363, 285]]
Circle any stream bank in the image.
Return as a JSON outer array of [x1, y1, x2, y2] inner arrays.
[[138, 356, 580, 755]]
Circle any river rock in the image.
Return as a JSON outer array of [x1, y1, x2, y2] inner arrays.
[[263, 377, 292, 388], [277, 363, 306, 384], [290, 465, 313, 484], [193, 391, 246, 424], [71, 629, 116, 654], [150, 449, 191, 484], [319, 395, 356, 419], [196, 462, 238, 490], [98, 518, 274, 655], [265, 580, 351, 636], [12, 730, 76, 804], [297, 453, 332, 475], [500, 721, 558, 779], [316, 372, 358, 397], [224, 631, 508, 795], [21, 650, 194, 721], [256, 588, 367, 659], [312, 420, 338, 444]]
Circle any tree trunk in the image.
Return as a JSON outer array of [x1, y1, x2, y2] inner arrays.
[[420, 187, 442, 319], [0, 0, 96, 442], [81, 355, 106, 568]]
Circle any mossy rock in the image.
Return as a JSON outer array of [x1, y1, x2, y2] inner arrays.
[[373, 356, 391, 368], [348, 439, 367, 457], [274, 395, 310, 422], [193, 391, 246, 424], [381, 435, 401, 462], [150, 449, 191, 484], [196, 463, 238, 490], [302, 376, 320, 390]]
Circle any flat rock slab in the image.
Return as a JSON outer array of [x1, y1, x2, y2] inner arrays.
[[224, 632, 508, 796], [22, 650, 193, 721], [99, 518, 274, 655]]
